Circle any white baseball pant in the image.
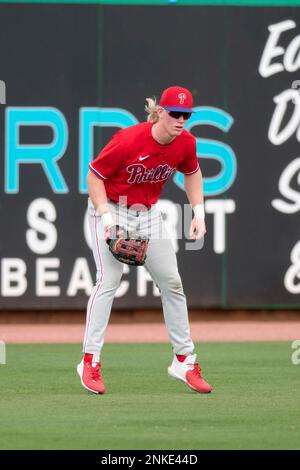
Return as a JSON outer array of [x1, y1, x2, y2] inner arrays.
[[83, 198, 194, 361]]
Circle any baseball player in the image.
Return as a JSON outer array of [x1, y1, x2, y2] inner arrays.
[[77, 86, 212, 394]]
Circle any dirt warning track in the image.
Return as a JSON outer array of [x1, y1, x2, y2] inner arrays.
[[1, 321, 299, 343]]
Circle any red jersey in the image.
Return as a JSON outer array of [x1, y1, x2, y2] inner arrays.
[[89, 122, 199, 208]]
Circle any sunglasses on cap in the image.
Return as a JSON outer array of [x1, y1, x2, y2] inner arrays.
[[167, 111, 192, 120]]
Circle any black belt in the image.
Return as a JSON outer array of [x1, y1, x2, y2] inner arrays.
[[108, 199, 151, 213]]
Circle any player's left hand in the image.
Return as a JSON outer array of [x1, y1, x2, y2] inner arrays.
[[189, 217, 206, 240]]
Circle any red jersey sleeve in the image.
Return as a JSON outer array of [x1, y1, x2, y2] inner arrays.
[[88, 132, 126, 180], [176, 137, 199, 175]]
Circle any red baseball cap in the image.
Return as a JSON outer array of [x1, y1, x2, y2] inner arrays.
[[159, 86, 194, 112]]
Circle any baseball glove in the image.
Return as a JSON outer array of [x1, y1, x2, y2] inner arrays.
[[105, 225, 149, 266]]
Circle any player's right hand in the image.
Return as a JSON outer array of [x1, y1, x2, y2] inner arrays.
[[104, 223, 117, 243], [104, 224, 128, 244]]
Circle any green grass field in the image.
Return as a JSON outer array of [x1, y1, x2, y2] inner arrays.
[[0, 342, 299, 450]]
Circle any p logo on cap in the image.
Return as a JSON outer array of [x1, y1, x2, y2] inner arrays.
[[178, 92, 187, 104]]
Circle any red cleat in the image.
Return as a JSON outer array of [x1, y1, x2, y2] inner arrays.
[[168, 354, 212, 394], [77, 353, 105, 394]]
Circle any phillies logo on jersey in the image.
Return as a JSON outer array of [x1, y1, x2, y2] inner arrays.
[[126, 163, 176, 184], [178, 93, 187, 104]]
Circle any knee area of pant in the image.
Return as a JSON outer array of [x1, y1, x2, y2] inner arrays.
[[160, 274, 183, 293], [96, 271, 123, 289]]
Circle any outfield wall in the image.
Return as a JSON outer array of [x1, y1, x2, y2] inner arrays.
[[0, 1, 299, 309]]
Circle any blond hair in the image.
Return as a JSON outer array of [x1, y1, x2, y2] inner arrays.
[[145, 96, 160, 123]]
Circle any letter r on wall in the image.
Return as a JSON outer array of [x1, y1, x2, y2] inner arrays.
[[5, 107, 69, 193]]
